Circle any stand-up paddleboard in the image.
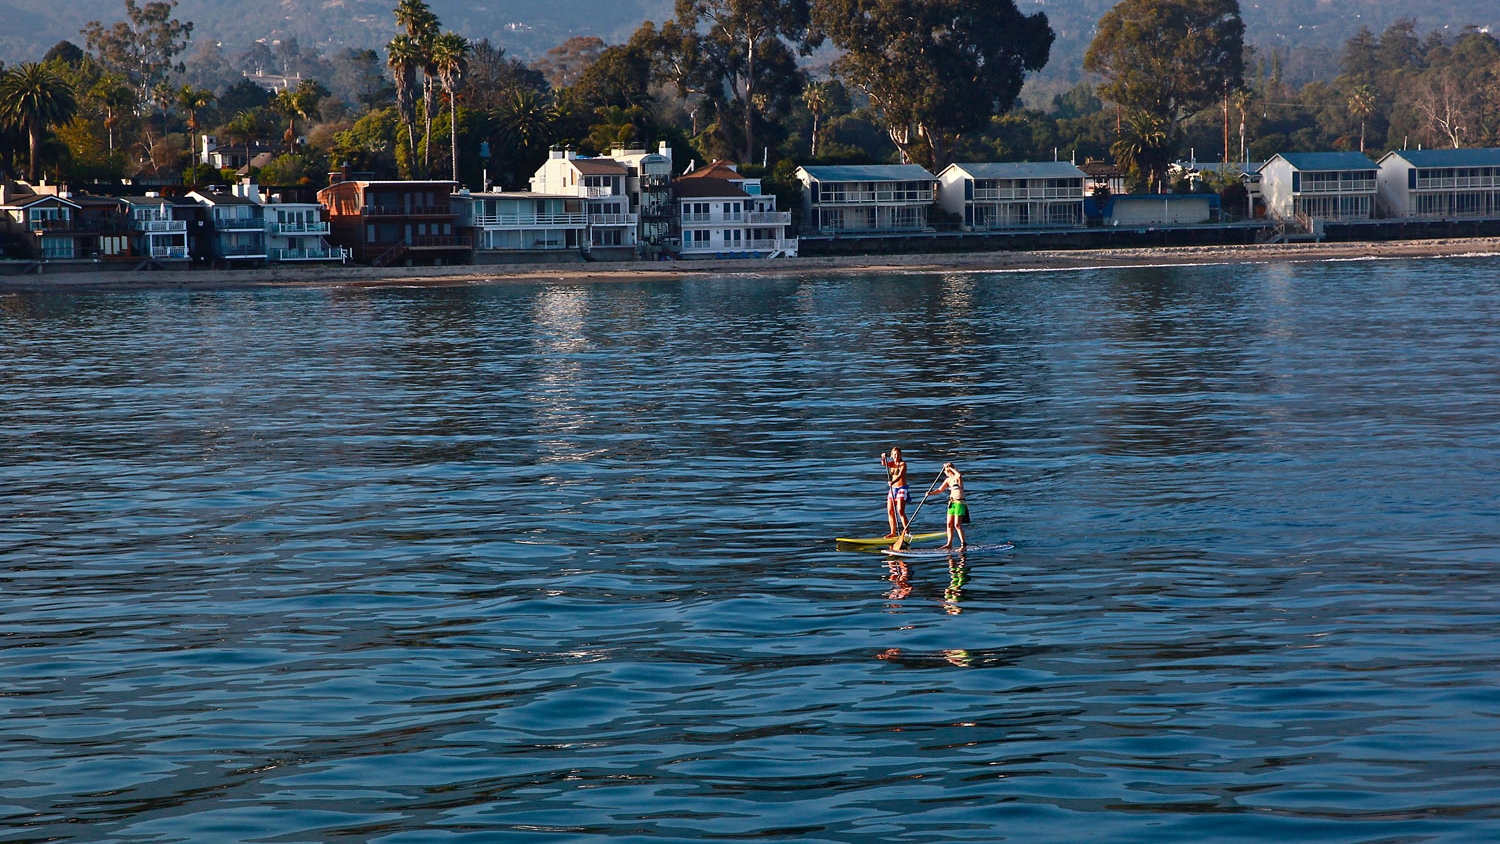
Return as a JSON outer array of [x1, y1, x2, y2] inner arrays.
[[835, 531, 945, 549], [883, 542, 1014, 558]]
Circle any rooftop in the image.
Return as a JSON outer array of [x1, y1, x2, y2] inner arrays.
[[797, 164, 937, 182]]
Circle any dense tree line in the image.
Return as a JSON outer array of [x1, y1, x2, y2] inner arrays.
[[4, 0, 1500, 200]]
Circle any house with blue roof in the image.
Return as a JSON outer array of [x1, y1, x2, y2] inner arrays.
[[794, 164, 938, 235], [936, 162, 1087, 231], [1258, 152, 1378, 222], [1376, 148, 1500, 219]]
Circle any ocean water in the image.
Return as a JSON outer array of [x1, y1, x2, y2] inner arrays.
[[3, 257, 1499, 842]]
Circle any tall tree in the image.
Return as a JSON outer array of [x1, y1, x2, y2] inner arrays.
[[0, 63, 80, 181], [392, 0, 442, 173], [815, 0, 1052, 170], [665, 0, 818, 165], [430, 32, 471, 182], [175, 83, 214, 179], [1110, 110, 1171, 192], [532, 36, 606, 90], [1084, 0, 1244, 144], [80, 0, 193, 109], [1347, 84, 1375, 152], [386, 34, 422, 176]]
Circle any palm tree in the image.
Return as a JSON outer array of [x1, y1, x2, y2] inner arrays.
[[392, 0, 442, 174], [1111, 110, 1171, 193], [90, 72, 134, 154], [0, 62, 79, 181], [176, 84, 215, 182], [223, 109, 264, 176], [273, 81, 324, 154], [387, 35, 422, 177], [394, 0, 438, 39], [496, 89, 558, 158], [802, 82, 829, 158], [1348, 85, 1376, 153], [430, 32, 471, 182]]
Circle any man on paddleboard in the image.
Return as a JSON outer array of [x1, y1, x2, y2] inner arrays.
[[935, 462, 969, 549], [881, 447, 909, 537]]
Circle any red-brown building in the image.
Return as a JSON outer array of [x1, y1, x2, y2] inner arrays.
[[317, 175, 470, 266]]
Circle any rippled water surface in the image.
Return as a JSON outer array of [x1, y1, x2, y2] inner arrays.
[[4, 258, 1500, 842]]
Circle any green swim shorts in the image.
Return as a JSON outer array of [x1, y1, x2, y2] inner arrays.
[[948, 500, 969, 523]]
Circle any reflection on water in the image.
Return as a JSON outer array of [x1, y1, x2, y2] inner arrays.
[[3, 257, 1500, 842]]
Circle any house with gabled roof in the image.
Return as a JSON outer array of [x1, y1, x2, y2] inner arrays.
[[673, 162, 796, 258], [529, 148, 638, 259], [795, 164, 937, 236], [936, 162, 1087, 231], [1376, 148, 1500, 219], [1258, 152, 1378, 223], [1, 181, 85, 262]]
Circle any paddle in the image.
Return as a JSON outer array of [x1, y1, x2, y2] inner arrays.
[[894, 469, 946, 550]]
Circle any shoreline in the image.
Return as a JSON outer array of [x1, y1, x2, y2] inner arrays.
[[4, 237, 1500, 293]]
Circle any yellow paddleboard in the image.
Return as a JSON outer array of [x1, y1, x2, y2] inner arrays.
[[835, 532, 945, 549]]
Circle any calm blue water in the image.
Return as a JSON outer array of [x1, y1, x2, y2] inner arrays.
[[3, 257, 1500, 843]]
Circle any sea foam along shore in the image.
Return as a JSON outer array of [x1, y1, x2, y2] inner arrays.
[[4, 237, 1500, 293]]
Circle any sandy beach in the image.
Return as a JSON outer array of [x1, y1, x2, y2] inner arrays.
[[4, 237, 1500, 292]]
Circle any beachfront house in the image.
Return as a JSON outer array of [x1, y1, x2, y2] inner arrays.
[[1258, 152, 1378, 224], [460, 190, 588, 263], [795, 164, 937, 236], [252, 186, 346, 264], [606, 143, 676, 258], [0, 182, 85, 262], [529, 149, 638, 260], [674, 161, 796, 258], [936, 162, 1087, 231], [1376, 148, 1500, 220], [1079, 159, 1127, 198], [122, 195, 192, 265], [317, 174, 469, 266], [187, 183, 268, 265]]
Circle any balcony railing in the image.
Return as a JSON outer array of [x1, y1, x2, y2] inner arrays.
[[272, 221, 330, 234], [150, 246, 190, 259], [582, 185, 615, 198], [972, 187, 1084, 201], [746, 210, 791, 225], [219, 244, 267, 257], [270, 247, 346, 261], [1294, 179, 1376, 195], [213, 217, 264, 231], [1414, 176, 1500, 190], [590, 213, 638, 226], [137, 219, 187, 233], [26, 218, 75, 231], [405, 234, 471, 248], [472, 212, 588, 228], [363, 204, 453, 216], [816, 189, 935, 205]]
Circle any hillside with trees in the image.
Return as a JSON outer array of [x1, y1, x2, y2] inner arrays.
[[5, 0, 1500, 209]]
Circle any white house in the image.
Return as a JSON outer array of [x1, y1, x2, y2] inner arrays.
[[1376, 148, 1500, 219], [256, 188, 345, 263], [937, 162, 1086, 231], [461, 190, 588, 261], [673, 161, 796, 258], [529, 149, 638, 259], [121, 194, 191, 262], [1258, 152, 1378, 222], [795, 164, 937, 235]]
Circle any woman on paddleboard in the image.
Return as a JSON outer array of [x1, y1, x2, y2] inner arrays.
[[935, 462, 968, 550], [881, 447, 909, 538]]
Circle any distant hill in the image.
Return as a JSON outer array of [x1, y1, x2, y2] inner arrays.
[[3, 0, 1497, 90]]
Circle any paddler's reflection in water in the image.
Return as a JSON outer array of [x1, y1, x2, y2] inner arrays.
[[943, 556, 969, 615], [882, 552, 970, 609]]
